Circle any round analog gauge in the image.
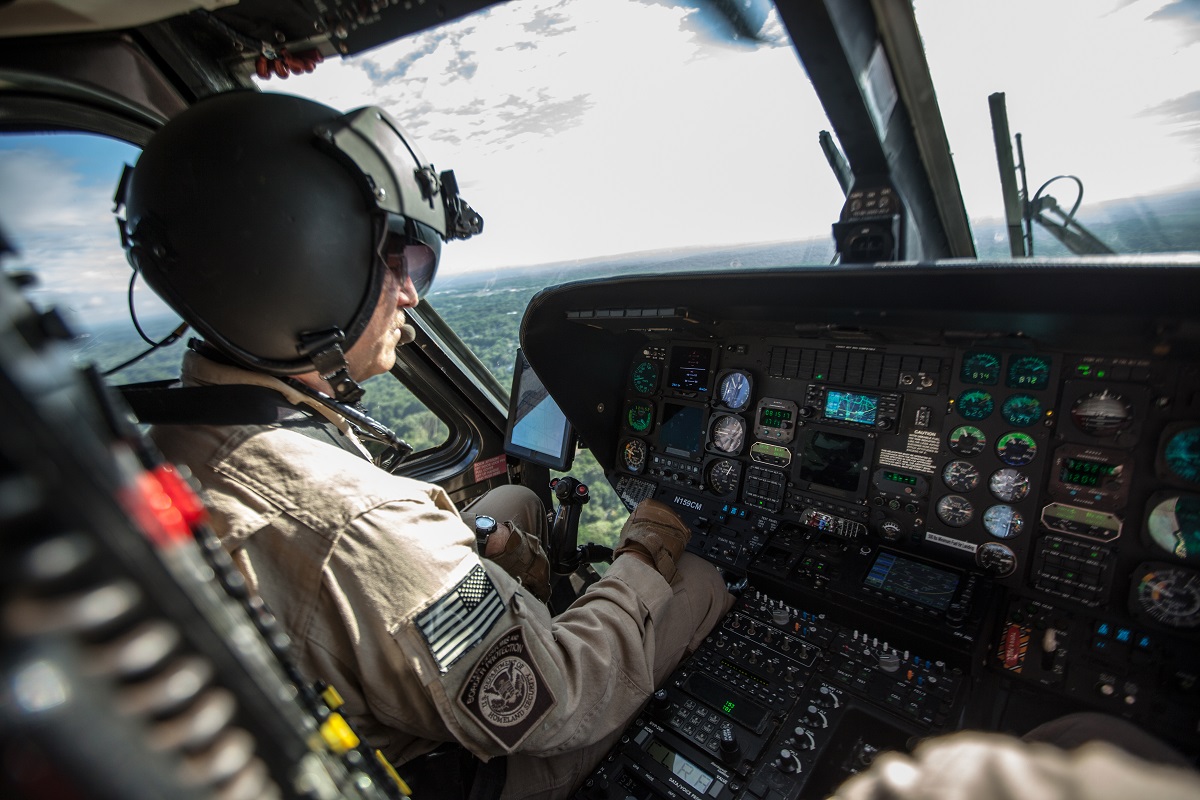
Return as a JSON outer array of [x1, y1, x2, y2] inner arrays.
[[989, 468, 1030, 502], [709, 414, 746, 455], [707, 458, 741, 496], [942, 460, 981, 492], [977, 542, 1018, 577], [631, 360, 658, 394], [621, 439, 647, 474], [1163, 426, 1200, 484], [957, 390, 995, 421], [625, 400, 654, 433], [983, 505, 1025, 539], [996, 432, 1038, 466], [948, 425, 987, 457], [1001, 394, 1043, 427], [718, 371, 752, 411], [1007, 355, 1051, 389], [935, 494, 975, 527], [1146, 494, 1200, 562], [961, 352, 1000, 385], [1131, 565, 1200, 629], [1070, 390, 1133, 437]]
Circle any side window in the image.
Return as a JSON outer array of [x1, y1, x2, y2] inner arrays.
[[360, 372, 450, 452], [0, 130, 451, 454], [0, 131, 187, 381]]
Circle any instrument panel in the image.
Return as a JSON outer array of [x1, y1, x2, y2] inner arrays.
[[519, 263, 1200, 797]]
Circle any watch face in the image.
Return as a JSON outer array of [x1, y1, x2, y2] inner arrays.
[[474, 514, 497, 533]]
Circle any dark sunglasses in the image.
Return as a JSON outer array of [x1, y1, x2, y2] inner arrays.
[[382, 234, 437, 298]]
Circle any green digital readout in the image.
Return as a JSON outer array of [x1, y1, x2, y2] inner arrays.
[[722, 700, 735, 714], [760, 407, 792, 428], [1060, 457, 1121, 487], [884, 471, 918, 485]]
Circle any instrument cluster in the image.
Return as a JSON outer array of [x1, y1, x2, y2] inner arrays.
[[612, 336, 1200, 635]]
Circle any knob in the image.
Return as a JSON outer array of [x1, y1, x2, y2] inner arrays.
[[650, 688, 673, 720], [719, 723, 741, 764], [583, 778, 610, 799], [772, 607, 791, 625], [877, 650, 901, 673], [778, 750, 797, 773]]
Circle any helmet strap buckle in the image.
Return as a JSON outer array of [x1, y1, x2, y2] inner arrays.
[[297, 328, 364, 404]]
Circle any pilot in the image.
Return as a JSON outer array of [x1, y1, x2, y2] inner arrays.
[[115, 90, 733, 800]]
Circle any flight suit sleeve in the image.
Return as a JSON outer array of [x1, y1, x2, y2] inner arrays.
[[324, 485, 679, 761], [373, 503, 675, 758], [410, 551, 675, 759]]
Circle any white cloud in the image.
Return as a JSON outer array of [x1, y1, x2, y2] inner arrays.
[[0, 142, 163, 327], [280, 0, 845, 273], [915, 0, 1200, 222]]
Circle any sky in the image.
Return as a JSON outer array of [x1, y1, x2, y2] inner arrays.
[[1, 0, 1198, 329]]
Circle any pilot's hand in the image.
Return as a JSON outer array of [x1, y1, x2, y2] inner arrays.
[[484, 521, 552, 603], [615, 499, 692, 583]]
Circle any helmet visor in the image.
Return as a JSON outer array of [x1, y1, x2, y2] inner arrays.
[[384, 234, 437, 298]]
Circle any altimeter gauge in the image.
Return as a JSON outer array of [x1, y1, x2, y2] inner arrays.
[[707, 458, 741, 496]]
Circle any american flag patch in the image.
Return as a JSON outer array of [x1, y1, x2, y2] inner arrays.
[[416, 563, 506, 673]]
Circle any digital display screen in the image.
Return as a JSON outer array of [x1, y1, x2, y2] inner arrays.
[[685, 673, 769, 731], [823, 390, 879, 425], [660, 402, 704, 458], [884, 471, 917, 485], [864, 551, 960, 611], [759, 406, 793, 428], [503, 350, 575, 470], [668, 346, 713, 394], [646, 740, 714, 794], [799, 429, 868, 494], [1060, 457, 1121, 487]]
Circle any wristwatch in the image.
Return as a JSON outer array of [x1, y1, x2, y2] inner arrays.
[[474, 514, 498, 554]]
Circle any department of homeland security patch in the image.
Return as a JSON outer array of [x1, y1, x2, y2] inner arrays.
[[416, 563, 505, 673], [459, 626, 556, 750]]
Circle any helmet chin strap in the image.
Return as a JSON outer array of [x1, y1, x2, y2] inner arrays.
[[297, 328, 364, 404]]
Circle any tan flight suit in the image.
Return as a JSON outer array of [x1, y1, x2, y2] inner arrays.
[[150, 352, 733, 800]]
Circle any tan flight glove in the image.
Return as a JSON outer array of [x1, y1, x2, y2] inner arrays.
[[614, 499, 692, 583], [484, 521, 553, 603]]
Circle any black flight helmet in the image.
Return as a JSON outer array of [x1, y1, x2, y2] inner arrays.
[[116, 91, 482, 401]]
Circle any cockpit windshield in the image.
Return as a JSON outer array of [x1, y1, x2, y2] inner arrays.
[[915, 0, 1200, 257]]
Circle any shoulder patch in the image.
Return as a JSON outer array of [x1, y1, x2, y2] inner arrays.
[[415, 563, 505, 673], [458, 626, 556, 750]]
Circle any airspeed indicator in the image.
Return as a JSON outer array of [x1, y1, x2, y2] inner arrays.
[[631, 361, 658, 394]]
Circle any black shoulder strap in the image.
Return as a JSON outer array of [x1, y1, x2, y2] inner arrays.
[[119, 383, 364, 457]]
